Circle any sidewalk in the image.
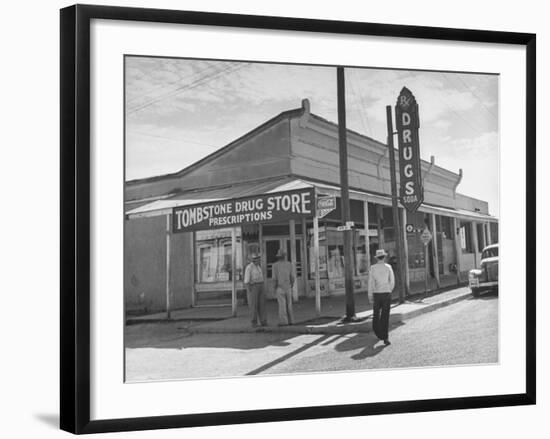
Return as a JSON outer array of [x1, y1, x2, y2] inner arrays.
[[127, 285, 473, 335]]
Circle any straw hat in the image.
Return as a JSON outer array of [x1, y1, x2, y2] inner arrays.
[[375, 249, 388, 259], [275, 248, 286, 259]]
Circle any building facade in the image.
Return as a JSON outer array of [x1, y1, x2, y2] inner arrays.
[[125, 99, 498, 315]]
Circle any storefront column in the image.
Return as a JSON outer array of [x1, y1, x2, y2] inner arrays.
[[165, 214, 172, 319], [484, 223, 493, 245], [430, 213, 441, 288], [259, 224, 266, 292], [313, 216, 321, 316], [191, 232, 196, 307], [289, 219, 298, 302], [363, 200, 371, 274], [452, 217, 463, 282], [401, 208, 410, 292], [301, 218, 309, 297], [480, 222, 487, 250], [471, 221, 480, 267], [231, 227, 237, 317]]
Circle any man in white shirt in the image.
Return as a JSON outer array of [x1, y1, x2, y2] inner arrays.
[[272, 248, 295, 326], [244, 253, 267, 327], [368, 249, 395, 345]]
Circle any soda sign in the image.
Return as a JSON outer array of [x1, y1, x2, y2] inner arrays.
[[316, 195, 336, 219], [395, 87, 424, 213]]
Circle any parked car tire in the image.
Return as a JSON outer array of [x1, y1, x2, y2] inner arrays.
[[471, 287, 481, 298]]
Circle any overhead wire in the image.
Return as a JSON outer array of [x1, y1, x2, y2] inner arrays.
[[127, 63, 241, 114], [436, 73, 494, 136], [127, 62, 250, 115], [352, 70, 373, 136], [126, 61, 231, 106], [127, 130, 219, 148], [452, 74, 498, 120], [347, 70, 371, 137]]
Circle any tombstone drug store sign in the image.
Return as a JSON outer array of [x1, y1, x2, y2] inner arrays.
[[172, 188, 316, 232]]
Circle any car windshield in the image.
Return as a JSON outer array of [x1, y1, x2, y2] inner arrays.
[[482, 247, 498, 259]]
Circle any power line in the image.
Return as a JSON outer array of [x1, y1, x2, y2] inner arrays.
[[127, 63, 238, 114], [126, 61, 230, 105], [127, 63, 250, 115], [127, 130, 219, 148], [441, 73, 497, 123], [347, 70, 372, 137], [452, 74, 498, 120], [349, 72, 369, 136], [438, 73, 495, 136], [352, 70, 373, 136]]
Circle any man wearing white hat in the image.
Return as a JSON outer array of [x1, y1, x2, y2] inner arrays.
[[368, 248, 395, 345], [244, 253, 267, 327]]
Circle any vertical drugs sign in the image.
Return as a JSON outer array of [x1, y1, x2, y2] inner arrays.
[[395, 87, 423, 213]]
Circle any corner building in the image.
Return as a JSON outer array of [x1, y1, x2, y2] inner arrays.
[[125, 99, 498, 314]]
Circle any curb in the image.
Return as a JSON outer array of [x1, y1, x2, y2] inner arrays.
[[126, 317, 224, 326], [183, 320, 372, 335], [181, 290, 473, 335]]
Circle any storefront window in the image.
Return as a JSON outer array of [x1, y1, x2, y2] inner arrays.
[[309, 245, 328, 278], [327, 245, 345, 278], [355, 232, 369, 275], [195, 228, 242, 283], [307, 227, 369, 279]]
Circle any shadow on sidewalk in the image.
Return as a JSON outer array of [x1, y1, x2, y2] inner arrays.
[[245, 334, 332, 375], [125, 327, 298, 350]]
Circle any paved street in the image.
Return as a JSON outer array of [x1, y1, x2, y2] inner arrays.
[[125, 293, 498, 381]]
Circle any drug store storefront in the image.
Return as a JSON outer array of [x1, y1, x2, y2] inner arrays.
[[125, 180, 384, 317]]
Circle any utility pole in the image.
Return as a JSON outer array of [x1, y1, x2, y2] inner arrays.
[[386, 106, 407, 303], [337, 67, 356, 321]]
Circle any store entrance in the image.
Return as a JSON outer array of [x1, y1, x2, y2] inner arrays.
[[263, 237, 303, 299]]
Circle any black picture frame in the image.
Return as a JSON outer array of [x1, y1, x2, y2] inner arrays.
[[60, 4, 536, 434]]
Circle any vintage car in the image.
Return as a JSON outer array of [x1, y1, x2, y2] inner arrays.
[[468, 244, 499, 297]]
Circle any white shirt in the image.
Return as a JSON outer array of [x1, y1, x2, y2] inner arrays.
[[244, 262, 263, 284], [368, 261, 395, 296]]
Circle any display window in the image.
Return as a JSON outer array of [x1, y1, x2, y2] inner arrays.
[[308, 226, 369, 279], [195, 228, 243, 283]]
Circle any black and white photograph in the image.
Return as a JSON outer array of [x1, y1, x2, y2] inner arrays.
[[0, 0, 541, 436], [124, 57, 500, 382]]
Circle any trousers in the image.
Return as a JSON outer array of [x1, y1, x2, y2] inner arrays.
[[372, 292, 391, 340], [247, 283, 267, 326], [275, 286, 294, 325]]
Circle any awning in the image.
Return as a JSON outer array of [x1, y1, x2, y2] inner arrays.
[[309, 180, 498, 223], [126, 177, 313, 219], [126, 176, 498, 224]]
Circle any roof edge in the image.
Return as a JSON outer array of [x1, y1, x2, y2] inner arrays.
[[126, 106, 304, 186]]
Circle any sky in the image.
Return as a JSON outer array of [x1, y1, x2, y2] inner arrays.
[[125, 57, 499, 215]]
